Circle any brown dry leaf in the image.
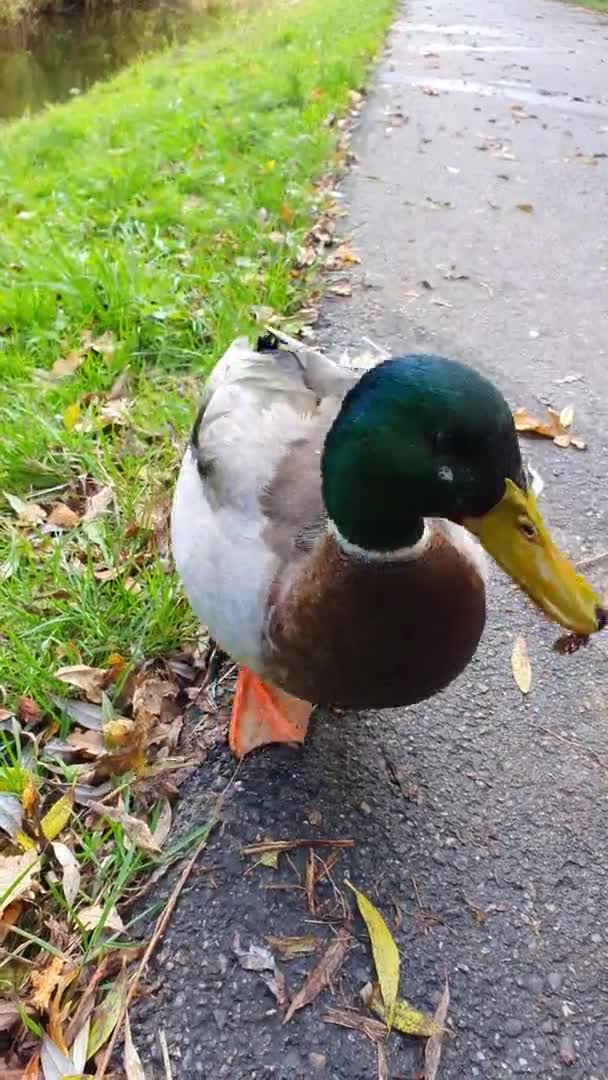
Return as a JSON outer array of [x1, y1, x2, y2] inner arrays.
[[30, 956, 65, 1012], [511, 635, 532, 694], [89, 802, 161, 853], [79, 903, 125, 934], [325, 244, 361, 270], [425, 977, 450, 1080], [18, 696, 43, 728], [377, 1043, 389, 1080], [50, 349, 85, 379], [323, 1006, 386, 1043], [361, 982, 442, 1037], [51, 842, 81, 907], [124, 1010, 146, 1080], [152, 799, 172, 848], [66, 729, 105, 756], [54, 664, 111, 704], [0, 899, 22, 945], [0, 852, 39, 914], [99, 398, 133, 427], [516, 202, 534, 213], [553, 631, 590, 655], [265, 935, 319, 961], [327, 282, 353, 297], [103, 716, 137, 748], [47, 504, 80, 529], [512, 406, 586, 450], [82, 328, 116, 357], [233, 933, 287, 1005], [82, 484, 115, 522], [284, 927, 351, 1023], [4, 491, 46, 525], [132, 674, 178, 718]]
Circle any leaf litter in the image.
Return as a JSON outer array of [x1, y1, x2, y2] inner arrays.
[[513, 404, 586, 450], [0, 641, 216, 1074], [511, 635, 532, 694]]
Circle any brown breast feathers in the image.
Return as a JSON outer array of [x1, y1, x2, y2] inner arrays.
[[264, 530, 486, 709]]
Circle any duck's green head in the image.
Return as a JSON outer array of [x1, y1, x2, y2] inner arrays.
[[322, 354, 605, 636]]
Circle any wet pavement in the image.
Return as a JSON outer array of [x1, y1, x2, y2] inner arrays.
[[133, 0, 608, 1076]]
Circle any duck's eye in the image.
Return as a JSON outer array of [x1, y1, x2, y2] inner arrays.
[[517, 516, 537, 541]]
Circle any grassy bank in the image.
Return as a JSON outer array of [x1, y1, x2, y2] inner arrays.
[[0, 0, 394, 1070]]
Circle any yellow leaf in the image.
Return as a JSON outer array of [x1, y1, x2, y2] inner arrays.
[[41, 793, 73, 841], [361, 982, 442, 1037], [16, 831, 36, 852], [29, 955, 64, 1012], [21, 781, 38, 816], [346, 882, 399, 1030], [511, 635, 532, 694], [259, 850, 279, 869], [63, 402, 81, 431]]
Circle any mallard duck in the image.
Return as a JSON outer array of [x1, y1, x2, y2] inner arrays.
[[171, 332, 605, 757]]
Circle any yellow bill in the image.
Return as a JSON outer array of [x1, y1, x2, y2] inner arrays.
[[464, 479, 606, 636]]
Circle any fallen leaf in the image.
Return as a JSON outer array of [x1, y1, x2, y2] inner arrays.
[[425, 977, 450, 1080], [63, 402, 81, 431], [347, 883, 399, 1030], [0, 852, 39, 914], [265, 935, 319, 961], [70, 1015, 91, 1073], [152, 798, 172, 848], [0, 899, 22, 944], [40, 1033, 75, 1080], [327, 282, 353, 297], [323, 1006, 386, 1043], [0, 793, 23, 839], [41, 793, 73, 840], [516, 202, 534, 213], [284, 927, 351, 1023], [89, 802, 160, 853], [259, 849, 280, 869], [54, 664, 111, 704], [18, 696, 43, 727], [132, 675, 178, 718], [233, 932, 287, 1005], [124, 1011, 145, 1080], [512, 406, 586, 450], [559, 404, 574, 429], [50, 350, 84, 379], [361, 982, 442, 1037], [82, 485, 115, 522], [66, 729, 105, 756], [325, 244, 361, 270], [377, 1043, 389, 1080], [79, 903, 125, 934], [87, 967, 127, 1058], [30, 956, 65, 1012], [553, 631, 590, 655], [99, 398, 133, 427], [4, 491, 46, 525], [47, 504, 80, 529], [421, 85, 441, 95], [511, 635, 532, 694], [82, 329, 116, 357], [55, 697, 103, 730], [52, 842, 81, 906]]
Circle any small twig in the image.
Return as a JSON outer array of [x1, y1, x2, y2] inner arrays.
[[575, 550, 608, 571], [159, 1029, 173, 1080], [536, 725, 608, 775], [94, 823, 215, 1079], [241, 838, 354, 856]]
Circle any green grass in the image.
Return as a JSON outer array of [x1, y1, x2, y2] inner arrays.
[[564, 0, 608, 9], [0, 0, 395, 711], [0, 0, 395, 1063]]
